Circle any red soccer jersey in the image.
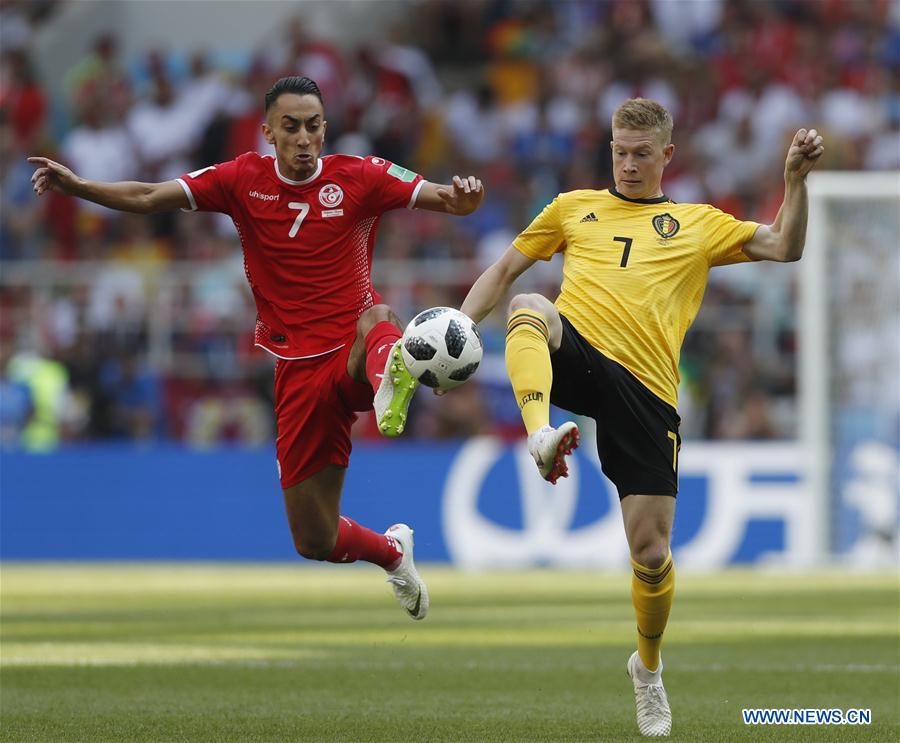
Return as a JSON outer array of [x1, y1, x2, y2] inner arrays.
[[176, 153, 424, 358]]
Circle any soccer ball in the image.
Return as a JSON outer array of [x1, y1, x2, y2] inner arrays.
[[401, 307, 483, 390]]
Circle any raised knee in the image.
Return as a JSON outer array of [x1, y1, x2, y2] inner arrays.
[[357, 304, 395, 336], [508, 293, 548, 316]]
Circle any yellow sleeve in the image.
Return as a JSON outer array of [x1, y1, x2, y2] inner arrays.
[[702, 206, 761, 267], [512, 197, 565, 261]]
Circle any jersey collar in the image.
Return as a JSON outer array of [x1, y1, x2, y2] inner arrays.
[[609, 187, 669, 204], [274, 157, 323, 186]]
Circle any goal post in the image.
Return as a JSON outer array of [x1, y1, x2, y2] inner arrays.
[[801, 171, 900, 562]]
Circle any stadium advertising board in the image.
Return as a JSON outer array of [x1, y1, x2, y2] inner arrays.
[[1, 441, 812, 565]]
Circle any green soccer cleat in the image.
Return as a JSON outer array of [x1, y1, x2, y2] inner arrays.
[[373, 340, 419, 437]]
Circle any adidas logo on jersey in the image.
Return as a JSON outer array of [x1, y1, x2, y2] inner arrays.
[[580, 212, 598, 223]]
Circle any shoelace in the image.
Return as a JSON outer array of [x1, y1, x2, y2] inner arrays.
[[636, 683, 668, 715]]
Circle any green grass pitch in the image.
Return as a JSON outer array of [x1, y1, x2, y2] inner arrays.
[[1, 566, 897, 742]]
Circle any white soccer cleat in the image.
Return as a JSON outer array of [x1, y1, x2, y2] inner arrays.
[[384, 523, 429, 620], [373, 340, 418, 437], [626, 651, 672, 737], [527, 421, 579, 484]]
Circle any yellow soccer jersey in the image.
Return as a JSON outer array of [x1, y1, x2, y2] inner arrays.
[[513, 188, 760, 409]]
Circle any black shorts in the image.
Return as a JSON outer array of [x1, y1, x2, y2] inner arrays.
[[550, 315, 681, 499]]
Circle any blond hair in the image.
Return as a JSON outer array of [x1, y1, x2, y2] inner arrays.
[[612, 98, 673, 144]]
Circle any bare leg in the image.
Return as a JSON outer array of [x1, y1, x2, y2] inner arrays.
[[282, 464, 345, 559], [620, 494, 675, 569], [282, 462, 405, 568]]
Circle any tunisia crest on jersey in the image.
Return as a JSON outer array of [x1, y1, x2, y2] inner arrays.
[[319, 183, 344, 207], [652, 213, 680, 239]]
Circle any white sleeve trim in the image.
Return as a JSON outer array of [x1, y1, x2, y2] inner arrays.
[[176, 178, 198, 212], [407, 179, 426, 209]]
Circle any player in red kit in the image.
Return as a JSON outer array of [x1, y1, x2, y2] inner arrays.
[[29, 76, 484, 619]]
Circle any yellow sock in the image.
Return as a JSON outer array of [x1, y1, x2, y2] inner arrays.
[[505, 309, 552, 435], [631, 552, 675, 672]]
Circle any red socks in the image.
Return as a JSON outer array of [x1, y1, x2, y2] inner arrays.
[[364, 321, 402, 392], [325, 516, 402, 570]]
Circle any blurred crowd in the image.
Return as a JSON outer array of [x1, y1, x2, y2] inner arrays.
[[1, 0, 898, 449]]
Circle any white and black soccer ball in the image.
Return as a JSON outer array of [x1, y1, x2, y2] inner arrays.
[[401, 307, 483, 390]]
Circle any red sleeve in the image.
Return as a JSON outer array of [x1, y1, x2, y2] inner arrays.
[[361, 156, 424, 214], [176, 157, 242, 215]]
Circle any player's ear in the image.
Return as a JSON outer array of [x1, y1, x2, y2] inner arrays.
[[261, 122, 275, 145], [663, 142, 675, 165]]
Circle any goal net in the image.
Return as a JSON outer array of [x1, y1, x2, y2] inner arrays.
[[802, 172, 900, 564]]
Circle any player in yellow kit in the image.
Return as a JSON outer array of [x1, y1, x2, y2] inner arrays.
[[460, 98, 824, 737]]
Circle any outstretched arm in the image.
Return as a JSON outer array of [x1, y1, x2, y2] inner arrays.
[[29, 156, 190, 214], [461, 244, 536, 323], [415, 175, 484, 215], [743, 128, 825, 262]]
